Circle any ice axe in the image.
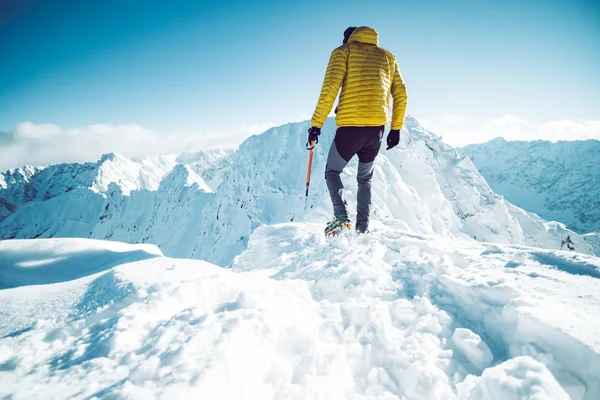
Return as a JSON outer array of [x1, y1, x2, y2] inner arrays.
[[305, 139, 316, 198]]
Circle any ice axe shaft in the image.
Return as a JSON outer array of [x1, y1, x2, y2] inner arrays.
[[305, 140, 315, 198]]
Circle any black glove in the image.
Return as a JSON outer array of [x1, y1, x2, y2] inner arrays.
[[386, 129, 400, 150], [307, 127, 321, 146]]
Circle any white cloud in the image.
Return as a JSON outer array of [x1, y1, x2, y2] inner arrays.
[[0, 122, 275, 171], [232, 122, 279, 136], [3, 115, 598, 171], [14, 122, 63, 140], [431, 114, 600, 147], [536, 120, 600, 142], [480, 115, 530, 134], [440, 113, 466, 124]]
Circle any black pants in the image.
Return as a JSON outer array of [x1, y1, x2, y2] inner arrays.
[[324, 126, 384, 231]]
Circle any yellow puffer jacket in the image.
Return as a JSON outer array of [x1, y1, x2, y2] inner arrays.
[[311, 27, 408, 130]]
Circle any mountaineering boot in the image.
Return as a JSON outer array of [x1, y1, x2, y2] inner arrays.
[[356, 226, 369, 234], [324, 215, 352, 236]]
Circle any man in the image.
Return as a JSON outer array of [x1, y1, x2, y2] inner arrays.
[[308, 26, 408, 235]]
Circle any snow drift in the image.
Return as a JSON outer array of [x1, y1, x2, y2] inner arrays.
[[1, 225, 599, 399]]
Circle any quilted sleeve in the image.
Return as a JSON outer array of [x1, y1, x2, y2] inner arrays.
[[390, 59, 408, 130], [311, 47, 347, 128]]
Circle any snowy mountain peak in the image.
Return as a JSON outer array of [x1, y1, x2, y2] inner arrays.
[[459, 138, 600, 235], [98, 152, 125, 163], [401, 115, 453, 154], [159, 164, 212, 192], [93, 152, 145, 194], [2, 118, 600, 397], [0, 117, 594, 264], [404, 114, 422, 129], [487, 136, 507, 144], [584, 231, 600, 256], [175, 149, 234, 191], [0, 165, 39, 189]]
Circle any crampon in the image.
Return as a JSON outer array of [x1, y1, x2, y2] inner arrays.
[[324, 216, 353, 237]]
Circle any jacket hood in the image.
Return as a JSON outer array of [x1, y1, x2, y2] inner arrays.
[[348, 26, 379, 46]]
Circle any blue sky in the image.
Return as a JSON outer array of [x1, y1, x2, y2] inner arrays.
[[0, 0, 599, 167]]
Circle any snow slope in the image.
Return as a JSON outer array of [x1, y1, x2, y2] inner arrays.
[[0, 118, 593, 265], [584, 231, 600, 256], [459, 138, 600, 234], [175, 149, 234, 191], [2, 228, 599, 399], [0, 165, 40, 221]]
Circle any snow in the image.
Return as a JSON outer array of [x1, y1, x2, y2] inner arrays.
[[451, 328, 493, 371], [459, 138, 600, 234], [0, 165, 40, 221], [175, 149, 234, 191], [2, 222, 599, 399], [93, 152, 179, 194], [1, 117, 599, 398], [234, 222, 600, 399], [458, 356, 570, 400], [0, 238, 162, 290], [584, 231, 600, 256], [1, 117, 593, 265]]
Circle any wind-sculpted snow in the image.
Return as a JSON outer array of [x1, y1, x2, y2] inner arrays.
[[1, 227, 598, 399], [0, 117, 594, 265], [0, 239, 161, 290], [459, 138, 600, 234]]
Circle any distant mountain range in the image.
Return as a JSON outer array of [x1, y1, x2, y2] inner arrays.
[[1, 118, 594, 264], [459, 138, 600, 235]]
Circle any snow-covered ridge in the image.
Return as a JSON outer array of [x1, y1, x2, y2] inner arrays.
[[175, 149, 234, 191], [458, 138, 600, 234], [584, 231, 600, 256], [0, 152, 177, 201], [190, 116, 592, 263], [0, 117, 594, 264], [1, 227, 599, 398]]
